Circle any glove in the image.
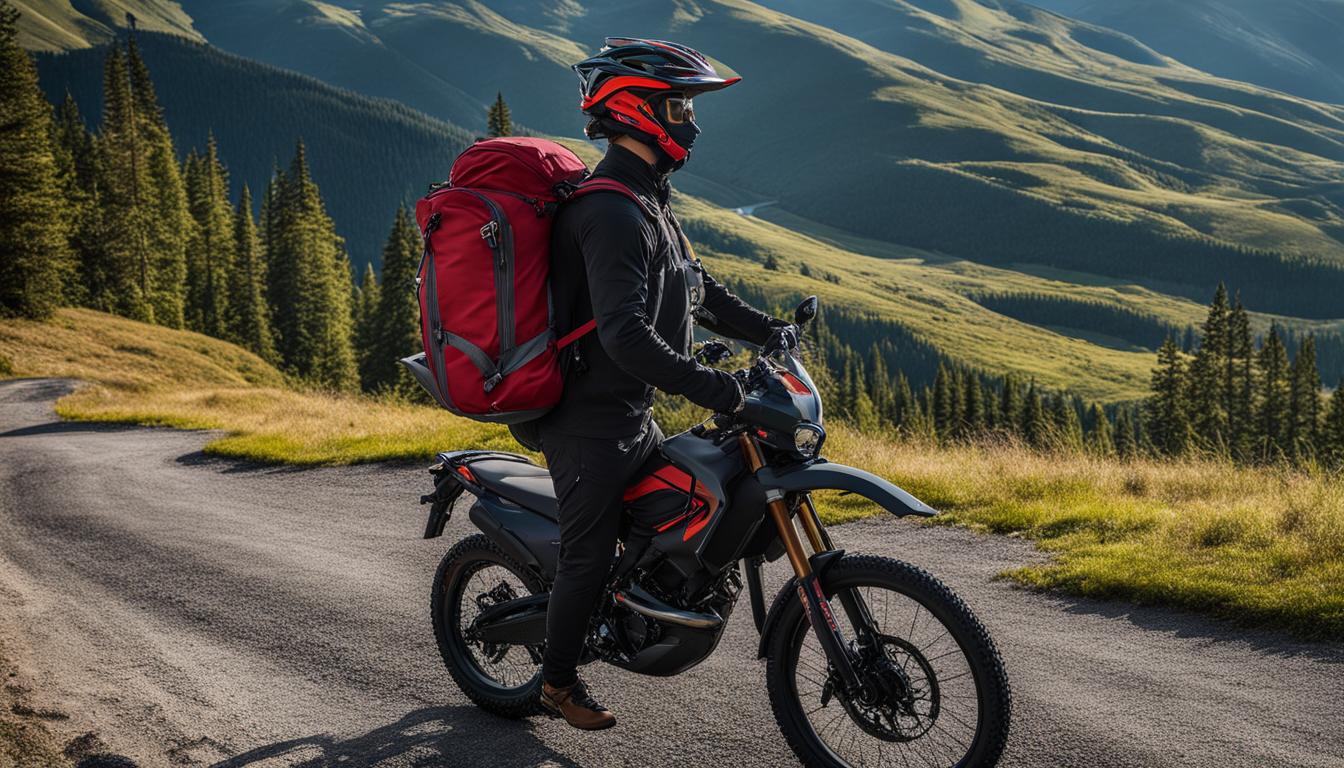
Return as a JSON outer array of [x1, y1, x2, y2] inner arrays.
[[710, 370, 747, 414], [762, 324, 800, 357]]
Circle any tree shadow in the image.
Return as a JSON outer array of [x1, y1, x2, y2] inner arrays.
[[212, 706, 579, 768], [1051, 592, 1344, 664], [173, 450, 315, 475], [0, 420, 143, 438]]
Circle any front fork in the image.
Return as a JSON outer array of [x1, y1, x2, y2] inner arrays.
[[739, 435, 872, 694]]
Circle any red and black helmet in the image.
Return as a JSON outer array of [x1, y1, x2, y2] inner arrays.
[[573, 37, 740, 163]]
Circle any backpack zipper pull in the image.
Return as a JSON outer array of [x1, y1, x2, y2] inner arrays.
[[479, 220, 500, 250]]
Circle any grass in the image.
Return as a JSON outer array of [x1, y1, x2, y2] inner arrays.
[[823, 426, 1344, 639], [3, 308, 1342, 639], [0, 308, 509, 465]]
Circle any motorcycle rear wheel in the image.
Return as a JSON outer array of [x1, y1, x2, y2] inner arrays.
[[431, 533, 545, 718], [765, 555, 1011, 768]]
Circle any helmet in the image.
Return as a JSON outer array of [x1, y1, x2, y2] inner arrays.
[[573, 37, 740, 165]]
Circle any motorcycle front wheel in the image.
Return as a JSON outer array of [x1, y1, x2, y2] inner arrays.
[[765, 555, 1011, 768]]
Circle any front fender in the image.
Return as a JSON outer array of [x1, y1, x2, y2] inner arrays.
[[755, 461, 937, 518]]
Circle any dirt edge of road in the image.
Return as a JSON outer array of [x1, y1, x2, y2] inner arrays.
[[1, 635, 72, 767]]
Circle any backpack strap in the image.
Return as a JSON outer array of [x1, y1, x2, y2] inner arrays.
[[555, 178, 659, 349], [567, 177, 659, 221]]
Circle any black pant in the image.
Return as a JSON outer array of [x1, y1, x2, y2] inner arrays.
[[538, 419, 663, 688]]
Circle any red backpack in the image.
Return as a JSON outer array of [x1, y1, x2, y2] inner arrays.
[[402, 137, 654, 423]]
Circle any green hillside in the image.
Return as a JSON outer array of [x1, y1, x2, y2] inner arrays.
[[1028, 0, 1344, 105], [101, 0, 1344, 319], [35, 33, 474, 269]]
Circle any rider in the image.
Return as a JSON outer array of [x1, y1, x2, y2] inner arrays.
[[536, 38, 795, 730]]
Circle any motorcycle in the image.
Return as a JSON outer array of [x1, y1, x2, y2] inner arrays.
[[416, 296, 1011, 767]]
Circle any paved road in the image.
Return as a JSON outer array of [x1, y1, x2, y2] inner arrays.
[[1, 378, 1342, 768]]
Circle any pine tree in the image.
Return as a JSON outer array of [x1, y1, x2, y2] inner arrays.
[[367, 204, 424, 393], [894, 372, 915, 432], [1050, 396, 1084, 451], [840, 357, 880, 432], [999, 375, 1023, 437], [1186, 284, 1230, 451], [982, 385, 999, 431], [95, 43, 154, 320], [487, 92, 512, 137], [183, 135, 234, 337], [266, 140, 358, 389], [867, 345, 896, 427], [1256, 326, 1291, 460], [1146, 336, 1191, 456], [1287, 334, 1321, 461], [964, 375, 985, 437], [1021, 383, 1048, 448], [0, 2, 69, 319], [1114, 407, 1138, 459], [947, 369, 965, 439], [932, 363, 953, 439], [1087, 404, 1114, 456], [1323, 382, 1344, 468], [225, 185, 277, 363], [354, 262, 381, 388], [1225, 299, 1255, 460], [126, 35, 190, 327], [51, 92, 98, 307]]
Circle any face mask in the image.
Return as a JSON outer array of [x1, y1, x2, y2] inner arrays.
[[651, 93, 700, 173]]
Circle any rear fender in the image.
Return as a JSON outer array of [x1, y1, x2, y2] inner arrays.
[[468, 497, 560, 583], [755, 461, 936, 518]]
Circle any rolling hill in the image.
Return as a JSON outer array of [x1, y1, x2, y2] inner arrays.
[[1027, 0, 1344, 105], [11, 0, 200, 50]]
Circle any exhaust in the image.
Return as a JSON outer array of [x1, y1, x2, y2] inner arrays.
[[615, 585, 722, 630]]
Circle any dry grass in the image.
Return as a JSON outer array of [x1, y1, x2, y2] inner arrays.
[[818, 425, 1344, 639], [56, 384, 518, 465]]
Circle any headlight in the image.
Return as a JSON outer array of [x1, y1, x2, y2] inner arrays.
[[793, 423, 825, 458]]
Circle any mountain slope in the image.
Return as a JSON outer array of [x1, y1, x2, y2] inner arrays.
[[1027, 0, 1344, 106], [12, 0, 200, 50], [36, 33, 474, 269], [124, 0, 1344, 318]]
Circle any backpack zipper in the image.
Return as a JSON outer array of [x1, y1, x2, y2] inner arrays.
[[420, 212, 450, 404], [455, 189, 515, 357]]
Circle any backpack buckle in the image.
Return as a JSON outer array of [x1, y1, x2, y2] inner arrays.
[[483, 372, 504, 393], [479, 220, 500, 249]]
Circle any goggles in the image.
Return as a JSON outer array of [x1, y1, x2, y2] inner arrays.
[[661, 94, 695, 124]]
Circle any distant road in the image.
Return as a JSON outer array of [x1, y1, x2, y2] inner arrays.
[[1, 378, 1341, 767]]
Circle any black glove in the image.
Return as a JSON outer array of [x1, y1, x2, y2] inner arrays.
[[762, 324, 800, 356], [711, 369, 747, 414]]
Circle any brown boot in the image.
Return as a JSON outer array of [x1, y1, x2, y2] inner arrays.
[[539, 678, 617, 730]]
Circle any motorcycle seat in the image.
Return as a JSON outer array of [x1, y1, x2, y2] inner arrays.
[[465, 458, 558, 521]]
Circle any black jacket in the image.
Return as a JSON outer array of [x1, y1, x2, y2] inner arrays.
[[540, 144, 780, 438]]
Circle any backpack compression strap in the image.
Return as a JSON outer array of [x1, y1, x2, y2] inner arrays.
[[557, 177, 660, 349]]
